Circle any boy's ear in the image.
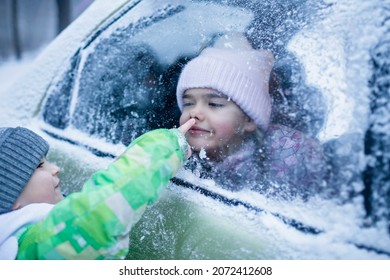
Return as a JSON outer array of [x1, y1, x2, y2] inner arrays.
[[244, 118, 257, 132]]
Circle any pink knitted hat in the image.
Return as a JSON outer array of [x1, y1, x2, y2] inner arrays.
[[176, 47, 275, 131]]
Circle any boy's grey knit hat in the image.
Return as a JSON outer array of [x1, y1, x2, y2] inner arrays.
[[0, 127, 49, 214]]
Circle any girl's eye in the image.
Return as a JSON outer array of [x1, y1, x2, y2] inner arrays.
[[37, 162, 45, 168], [209, 102, 224, 107], [183, 101, 193, 107]]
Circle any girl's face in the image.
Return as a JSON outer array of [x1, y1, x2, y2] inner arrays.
[[179, 88, 256, 161], [13, 159, 64, 209]]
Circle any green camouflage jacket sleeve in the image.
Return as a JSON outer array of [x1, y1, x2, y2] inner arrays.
[[16, 128, 187, 259]]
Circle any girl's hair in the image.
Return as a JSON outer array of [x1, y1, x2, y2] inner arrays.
[[268, 54, 326, 136]]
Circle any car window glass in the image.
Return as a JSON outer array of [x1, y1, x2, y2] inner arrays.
[[42, 0, 254, 145]]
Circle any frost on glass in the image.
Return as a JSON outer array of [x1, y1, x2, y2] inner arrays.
[[229, 0, 329, 139], [285, 0, 390, 235], [364, 32, 390, 228], [42, 52, 79, 129], [69, 5, 187, 145], [70, 43, 164, 145], [42, 0, 257, 146]]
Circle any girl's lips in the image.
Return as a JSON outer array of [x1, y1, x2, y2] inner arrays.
[[189, 127, 210, 136]]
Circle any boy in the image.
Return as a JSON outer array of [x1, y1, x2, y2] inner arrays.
[[0, 119, 194, 259]]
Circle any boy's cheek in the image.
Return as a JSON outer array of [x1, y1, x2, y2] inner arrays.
[[55, 188, 65, 202]]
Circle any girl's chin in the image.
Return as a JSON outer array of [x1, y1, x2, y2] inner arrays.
[[192, 145, 209, 153], [192, 147, 220, 159], [188, 140, 210, 150]]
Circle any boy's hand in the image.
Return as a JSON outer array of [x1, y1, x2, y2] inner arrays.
[[178, 118, 195, 134], [178, 119, 195, 158]]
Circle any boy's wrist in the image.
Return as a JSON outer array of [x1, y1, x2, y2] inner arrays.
[[169, 128, 189, 164]]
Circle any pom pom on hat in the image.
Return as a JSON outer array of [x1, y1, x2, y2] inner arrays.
[[0, 127, 49, 214], [176, 35, 274, 131]]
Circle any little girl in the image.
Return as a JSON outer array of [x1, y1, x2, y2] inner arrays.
[[176, 35, 325, 198]]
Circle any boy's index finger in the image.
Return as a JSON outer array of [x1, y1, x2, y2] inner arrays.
[[178, 119, 195, 134]]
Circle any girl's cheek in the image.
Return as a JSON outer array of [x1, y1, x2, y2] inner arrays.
[[179, 115, 186, 125], [216, 125, 235, 137]]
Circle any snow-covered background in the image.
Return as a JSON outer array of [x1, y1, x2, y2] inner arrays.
[[0, 0, 94, 103], [0, 55, 36, 95]]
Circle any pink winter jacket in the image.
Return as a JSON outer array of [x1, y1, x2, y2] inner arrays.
[[185, 124, 326, 199], [263, 124, 326, 198]]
